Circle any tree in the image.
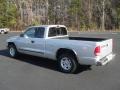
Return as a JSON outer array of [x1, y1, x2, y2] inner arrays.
[[1, 0, 120, 30], [0, 0, 17, 28]]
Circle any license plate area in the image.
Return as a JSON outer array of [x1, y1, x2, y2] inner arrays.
[[100, 57, 108, 63]]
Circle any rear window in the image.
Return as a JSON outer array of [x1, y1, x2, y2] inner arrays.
[[48, 27, 67, 37], [60, 27, 67, 35], [48, 27, 57, 37]]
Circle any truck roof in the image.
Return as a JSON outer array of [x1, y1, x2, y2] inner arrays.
[[29, 25, 66, 28]]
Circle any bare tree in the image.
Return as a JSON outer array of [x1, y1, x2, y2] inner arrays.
[[102, 0, 105, 30]]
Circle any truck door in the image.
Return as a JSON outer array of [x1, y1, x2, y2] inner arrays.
[[16, 27, 45, 57], [30, 27, 45, 57]]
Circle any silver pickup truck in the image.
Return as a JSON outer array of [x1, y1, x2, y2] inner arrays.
[[7, 25, 115, 73]]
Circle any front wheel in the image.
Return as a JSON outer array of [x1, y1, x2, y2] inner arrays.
[[8, 45, 18, 58], [58, 53, 78, 73]]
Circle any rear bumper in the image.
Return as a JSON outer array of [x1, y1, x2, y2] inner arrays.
[[96, 53, 116, 66], [78, 53, 115, 66]]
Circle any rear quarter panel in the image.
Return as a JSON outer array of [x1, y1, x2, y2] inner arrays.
[[45, 39, 97, 65]]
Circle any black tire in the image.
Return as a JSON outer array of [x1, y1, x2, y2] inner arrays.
[[8, 44, 19, 58], [58, 53, 78, 73], [5, 32, 8, 34]]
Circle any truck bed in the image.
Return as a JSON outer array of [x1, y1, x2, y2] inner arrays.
[[52, 36, 107, 42], [69, 37, 107, 42]]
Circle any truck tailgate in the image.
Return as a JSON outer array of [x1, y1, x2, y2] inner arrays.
[[98, 39, 113, 59]]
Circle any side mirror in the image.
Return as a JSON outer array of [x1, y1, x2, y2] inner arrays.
[[20, 33, 24, 37]]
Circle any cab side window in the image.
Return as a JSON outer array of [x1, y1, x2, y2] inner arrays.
[[35, 27, 45, 38], [24, 27, 45, 38], [24, 28, 36, 38]]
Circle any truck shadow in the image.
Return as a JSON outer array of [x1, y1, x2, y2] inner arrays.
[[0, 49, 91, 74]]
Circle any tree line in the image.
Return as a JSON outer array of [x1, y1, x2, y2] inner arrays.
[[0, 0, 120, 31]]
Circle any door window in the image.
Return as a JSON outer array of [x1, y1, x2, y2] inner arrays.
[[24, 27, 45, 38], [35, 27, 45, 38], [24, 28, 36, 38]]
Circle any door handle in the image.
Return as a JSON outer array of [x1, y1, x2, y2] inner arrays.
[[31, 40, 35, 43]]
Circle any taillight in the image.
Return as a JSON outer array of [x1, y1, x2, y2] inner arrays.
[[94, 46, 101, 56]]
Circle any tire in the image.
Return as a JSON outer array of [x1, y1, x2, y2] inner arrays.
[[5, 32, 8, 34], [58, 53, 78, 73], [8, 44, 18, 58]]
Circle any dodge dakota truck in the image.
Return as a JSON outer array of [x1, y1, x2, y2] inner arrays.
[[7, 25, 115, 73]]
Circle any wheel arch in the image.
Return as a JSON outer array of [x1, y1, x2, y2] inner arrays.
[[56, 48, 78, 62], [8, 42, 16, 47]]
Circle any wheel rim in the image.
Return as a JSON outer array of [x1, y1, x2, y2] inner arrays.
[[9, 47, 15, 57], [60, 57, 72, 71]]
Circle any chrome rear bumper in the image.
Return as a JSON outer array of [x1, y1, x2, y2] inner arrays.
[[97, 53, 116, 66]]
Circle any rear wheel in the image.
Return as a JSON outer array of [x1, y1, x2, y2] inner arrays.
[[8, 44, 18, 58], [5, 32, 8, 34], [58, 53, 78, 73]]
